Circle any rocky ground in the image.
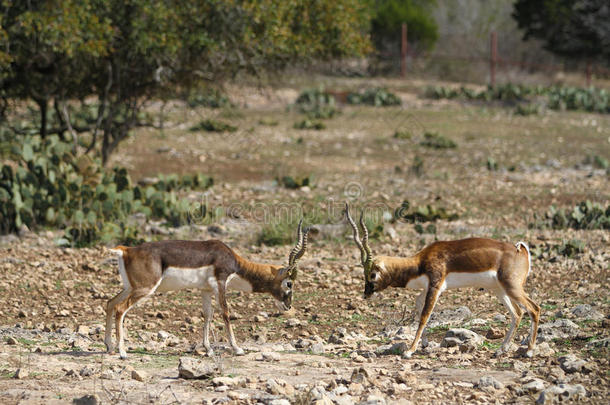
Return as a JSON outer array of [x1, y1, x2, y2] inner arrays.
[[1, 78, 609, 404]]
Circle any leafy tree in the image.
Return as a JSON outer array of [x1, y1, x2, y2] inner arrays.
[[0, 0, 371, 163], [513, 0, 610, 64], [370, 0, 438, 53]]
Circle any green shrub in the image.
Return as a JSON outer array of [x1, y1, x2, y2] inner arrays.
[[420, 132, 457, 149], [514, 104, 542, 116], [394, 200, 458, 223], [257, 219, 298, 246], [557, 239, 585, 257], [546, 201, 610, 230], [0, 136, 214, 246], [278, 175, 312, 189], [294, 119, 325, 130], [190, 119, 237, 132], [425, 83, 609, 114], [295, 88, 338, 119], [584, 154, 609, 170], [347, 87, 401, 106], [393, 130, 412, 139], [487, 157, 499, 171]]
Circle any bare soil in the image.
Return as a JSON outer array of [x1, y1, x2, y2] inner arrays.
[[1, 78, 608, 404]]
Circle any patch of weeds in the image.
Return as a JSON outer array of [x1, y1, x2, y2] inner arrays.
[[295, 87, 338, 119], [576, 319, 601, 328], [479, 341, 502, 350], [258, 117, 279, 126], [0, 370, 16, 378], [347, 87, 401, 106], [514, 103, 542, 116], [362, 214, 384, 240], [278, 174, 312, 189], [410, 155, 424, 177], [497, 361, 512, 368], [557, 239, 585, 257], [487, 157, 499, 171], [414, 223, 436, 234], [16, 337, 36, 346], [189, 119, 237, 133], [258, 219, 298, 246], [541, 303, 557, 311], [294, 119, 325, 130], [394, 200, 459, 223], [553, 338, 573, 348], [426, 325, 450, 334], [583, 154, 609, 169], [393, 130, 412, 140], [131, 347, 152, 355], [420, 132, 457, 149], [538, 201, 610, 230]]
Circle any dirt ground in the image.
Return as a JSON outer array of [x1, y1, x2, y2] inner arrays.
[[1, 77, 609, 404]]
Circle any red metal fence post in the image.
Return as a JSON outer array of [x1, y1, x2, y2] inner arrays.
[[401, 23, 408, 78], [490, 31, 497, 87]]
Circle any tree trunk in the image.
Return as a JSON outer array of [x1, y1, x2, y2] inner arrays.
[[37, 98, 48, 139]]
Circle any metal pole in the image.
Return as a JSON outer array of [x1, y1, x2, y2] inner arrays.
[[490, 31, 497, 87], [401, 23, 408, 78]]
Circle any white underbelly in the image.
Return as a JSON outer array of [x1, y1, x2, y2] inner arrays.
[[157, 266, 216, 292], [156, 266, 254, 293], [444, 270, 499, 290]]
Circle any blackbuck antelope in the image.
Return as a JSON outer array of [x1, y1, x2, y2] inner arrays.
[[345, 203, 540, 358], [105, 221, 309, 359]]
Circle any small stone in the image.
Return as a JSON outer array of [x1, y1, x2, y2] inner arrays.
[[157, 330, 170, 340], [178, 357, 216, 379], [257, 351, 281, 362], [212, 376, 237, 387], [536, 384, 586, 404], [77, 325, 90, 335], [518, 379, 546, 395], [285, 318, 301, 327], [227, 391, 248, 400], [80, 367, 94, 377], [268, 400, 290, 405], [311, 343, 325, 354], [477, 375, 504, 390], [571, 304, 604, 320], [350, 367, 369, 384], [493, 314, 507, 323], [14, 368, 28, 379], [131, 369, 146, 382], [558, 354, 588, 374]]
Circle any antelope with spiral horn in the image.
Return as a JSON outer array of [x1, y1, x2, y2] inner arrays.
[[105, 220, 310, 359], [345, 203, 540, 358]]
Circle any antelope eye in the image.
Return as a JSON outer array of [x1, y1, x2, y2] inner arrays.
[[286, 281, 292, 289]]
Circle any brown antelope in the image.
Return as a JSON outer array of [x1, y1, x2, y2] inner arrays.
[[345, 203, 540, 358], [105, 221, 309, 359]]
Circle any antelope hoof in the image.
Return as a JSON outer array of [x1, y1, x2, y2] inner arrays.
[[493, 348, 506, 358], [525, 349, 534, 358], [119, 349, 128, 360], [402, 351, 414, 359], [233, 347, 245, 356]]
